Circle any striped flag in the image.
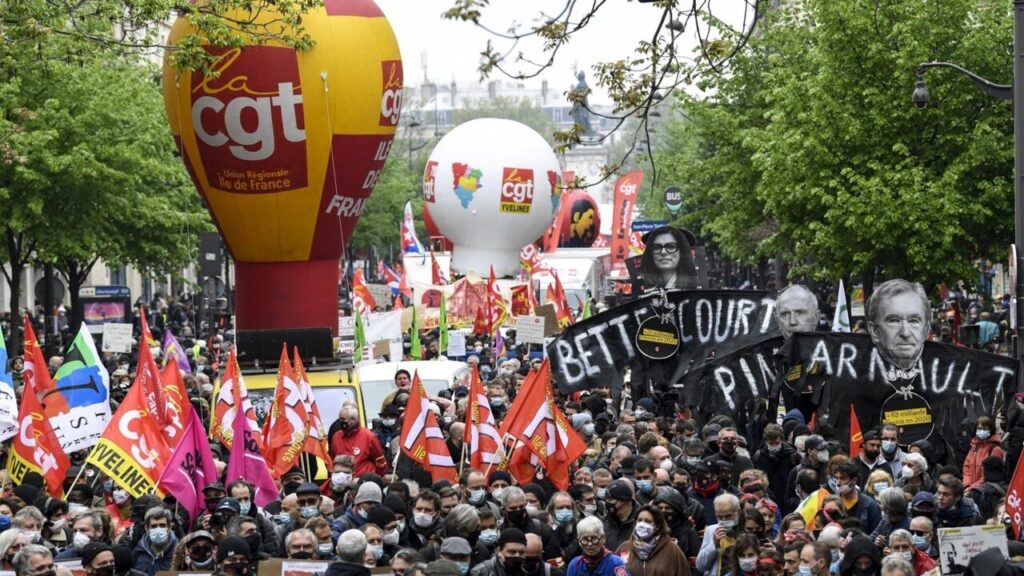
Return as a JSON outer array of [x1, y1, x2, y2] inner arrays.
[[832, 279, 850, 332], [399, 371, 457, 483], [466, 366, 502, 469]]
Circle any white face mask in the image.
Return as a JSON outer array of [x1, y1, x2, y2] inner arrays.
[[383, 529, 399, 546], [413, 512, 434, 528], [331, 472, 352, 489], [73, 532, 91, 551]]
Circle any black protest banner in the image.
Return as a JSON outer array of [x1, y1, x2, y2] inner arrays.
[[676, 336, 785, 421], [780, 333, 1017, 446], [547, 290, 778, 394]]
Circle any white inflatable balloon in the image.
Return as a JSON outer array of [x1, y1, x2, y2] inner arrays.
[[423, 118, 561, 277]]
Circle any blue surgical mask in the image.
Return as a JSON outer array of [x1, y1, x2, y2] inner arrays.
[[686, 456, 702, 466], [457, 562, 470, 576], [977, 430, 991, 440], [148, 527, 169, 546], [479, 528, 499, 546], [300, 505, 319, 519], [636, 479, 653, 493], [827, 477, 838, 492], [555, 509, 574, 525], [318, 543, 334, 556], [238, 501, 251, 515], [373, 545, 384, 560], [274, 513, 292, 526], [881, 440, 897, 454], [799, 564, 813, 576], [583, 423, 595, 436], [913, 534, 928, 550], [358, 508, 368, 519], [597, 488, 607, 499], [831, 549, 842, 563]]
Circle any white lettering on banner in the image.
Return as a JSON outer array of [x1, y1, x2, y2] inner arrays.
[[381, 87, 401, 125], [837, 343, 858, 379], [363, 170, 380, 190], [713, 367, 737, 411], [326, 195, 367, 217], [373, 140, 392, 162], [711, 351, 777, 411], [192, 82, 305, 161], [502, 180, 534, 203], [118, 410, 157, 469]]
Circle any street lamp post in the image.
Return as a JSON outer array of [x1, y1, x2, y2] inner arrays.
[[914, 0, 1024, 379]]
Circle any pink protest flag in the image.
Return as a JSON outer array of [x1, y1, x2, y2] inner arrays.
[[156, 405, 217, 522], [226, 391, 281, 507]]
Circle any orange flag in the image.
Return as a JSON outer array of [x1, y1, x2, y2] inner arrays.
[[211, 350, 261, 450], [487, 266, 507, 335], [398, 372, 457, 483], [295, 348, 330, 464], [262, 345, 308, 478], [21, 316, 52, 394], [548, 272, 574, 328], [849, 404, 863, 460], [472, 308, 488, 336], [352, 268, 377, 316], [8, 317, 69, 497]]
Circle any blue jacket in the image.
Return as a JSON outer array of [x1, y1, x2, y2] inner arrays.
[[567, 550, 630, 576], [132, 534, 177, 576]]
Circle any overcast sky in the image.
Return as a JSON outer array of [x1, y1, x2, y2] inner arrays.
[[373, 0, 754, 104]]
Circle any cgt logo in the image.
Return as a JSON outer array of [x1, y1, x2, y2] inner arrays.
[[380, 60, 403, 126], [191, 48, 306, 162], [499, 167, 535, 214], [423, 160, 438, 202]]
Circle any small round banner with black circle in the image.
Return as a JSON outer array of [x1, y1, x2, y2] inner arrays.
[[635, 316, 681, 360], [664, 186, 683, 215], [880, 391, 934, 444]]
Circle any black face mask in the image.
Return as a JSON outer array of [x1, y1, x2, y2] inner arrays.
[[506, 509, 528, 526], [290, 552, 313, 560], [522, 558, 543, 575], [863, 449, 880, 460], [503, 556, 524, 576], [283, 482, 301, 495], [720, 442, 737, 455], [92, 567, 114, 576], [222, 563, 248, 576], [245, 533, 261, 555]]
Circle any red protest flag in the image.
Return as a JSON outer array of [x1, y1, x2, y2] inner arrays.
[[21, 316, 52, 394], [160, 360, 190, 452], [294, 349, 331, 464], [849, 404, 863, 460], [399, 372, 457, 483], [548, 272, 574, 328], [1007, 445, 1024, 539], [472, 308, 488, 336], [8, 322, 69, 498], [262, 345, 308, 478], [212, 350, 262, 450], [352, 268, 377, 316], [465, 366, 502, 470], [487, 266, 507, 335], [431, 249, 447, 286]]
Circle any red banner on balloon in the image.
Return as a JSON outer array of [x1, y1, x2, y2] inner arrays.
[[610, 171, 643, 266]]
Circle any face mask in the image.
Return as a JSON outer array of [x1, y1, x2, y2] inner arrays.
[[636, 479, 653, 493], [93, 568, 114, 576], [245, 533, 261, 554], [720, 519, 737, 529], [238, 501, 251, 515], [977, 430, 991, 440], [73, 532, 91, 551], [901, 551, 913, 562], [583, 504, 598, 516], [492, 487, 506, 502], [373, 545, 384, 560], [674, 483, 689, 494], [331, 472, 352, 490], [503, 556, 524, 574], [457, 561, 470, 576], [22, 531, 39, 543], [474, 346, 484, 353], [357, 508, 369, 519], [290, 552, 313, 560], [68, 503, 88, 515], [103, 480, 114, 493], [583, 423, 595, 436], [507, 509, 528, 525], [148, 527, 169, 546], [414, 512, 434, 528], [659, 459, 674, 472], [838, 483, 854, 496], [222, 562, 248, 576], [190, 552, 215, 568], [739, 557, 758, 573], [468, 489, 487, 505], [283, 481, 301, 495], [396, 520, 406, 533], [479, 528, 499, 546], [816, 450, 829, 462], [767, 444, 782, 455], [827, 477, 838, 492], [274, 513, 292, 526], [863, 449, 880, 460], [383, 529, 399, 546], [489, 397, 503, 407], [112, 489, 129, 505], [901, 466, 915, 479], [799, 563, 814, 576], [912, 534, 928, 550], [634, 521, 654, 540], [831, 549, 842, 563], [873, 482, 889, 494], [686, 456, 702, 467], [318, 543, 334, 556], [596, 488, 607, 499], [49, 518, 66, 531], [882, 440, 897, 454], [853, 568, 874, 576], [526, 504, 539, 515], [300, 505, 319, 519], [383, 418, 396, 427], [555, 509, 574, 525], [721, 442, 737, 455]]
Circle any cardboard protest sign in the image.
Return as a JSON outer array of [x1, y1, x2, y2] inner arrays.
[[546, 290, 777, 394], [258, 559, 331, 576], [937, 524, 1008, 576]]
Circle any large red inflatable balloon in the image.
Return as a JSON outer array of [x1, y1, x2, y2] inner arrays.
[[163, 0, 401, 334], [558, 190, 601, 248]]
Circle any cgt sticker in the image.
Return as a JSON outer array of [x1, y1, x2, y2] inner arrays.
[[500, 167, 535, 214], [379, 60, 403, 126]]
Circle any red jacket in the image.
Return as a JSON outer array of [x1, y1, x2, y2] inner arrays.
[[330, 426, 387, 477], [963, 434, 1004, 490], [913, 548, 936, 576]]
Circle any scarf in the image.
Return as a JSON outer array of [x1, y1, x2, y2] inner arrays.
[[936, 504, 966, 526], [633, 536, 660, 561], [693, 479, 721, 498]]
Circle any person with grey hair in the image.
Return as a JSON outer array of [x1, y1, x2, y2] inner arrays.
[[330, 529, 368, 575], [330, 404, 387, 477], [696, 493, 742, 576], [55, 512, 104, 560], [284, 528, 316, 559], [880, 555, 914, 576], [131, 508, 176, 576], [12, 544, 52, 576], [870, 488, 910, 546], [867, 279, 931, 372], [775, 285, 821, 340], [887, 528, 936, 575], [894, 452, 933, 497], [566, 517, 629, 575]]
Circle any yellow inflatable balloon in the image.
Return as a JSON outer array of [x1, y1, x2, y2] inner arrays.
[[163, 0, 401, 334]]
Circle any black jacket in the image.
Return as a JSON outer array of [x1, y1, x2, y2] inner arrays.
[[839, 536, 881, 576], [751, 442, 798, 506], [325, 561, 371, 576]]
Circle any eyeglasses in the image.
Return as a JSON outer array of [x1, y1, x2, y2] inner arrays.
[[579, 536, 602, 545], [650, 242, 679, 254]]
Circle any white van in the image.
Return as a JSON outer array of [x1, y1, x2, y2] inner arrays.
[[356, 360, 470, 422]]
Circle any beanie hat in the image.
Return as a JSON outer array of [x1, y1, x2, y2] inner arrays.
[[354, 482, 383, 505]]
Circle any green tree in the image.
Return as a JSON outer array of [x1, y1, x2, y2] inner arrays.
[[655, 0, 1013, 293], [1, 56, 209, 340]]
